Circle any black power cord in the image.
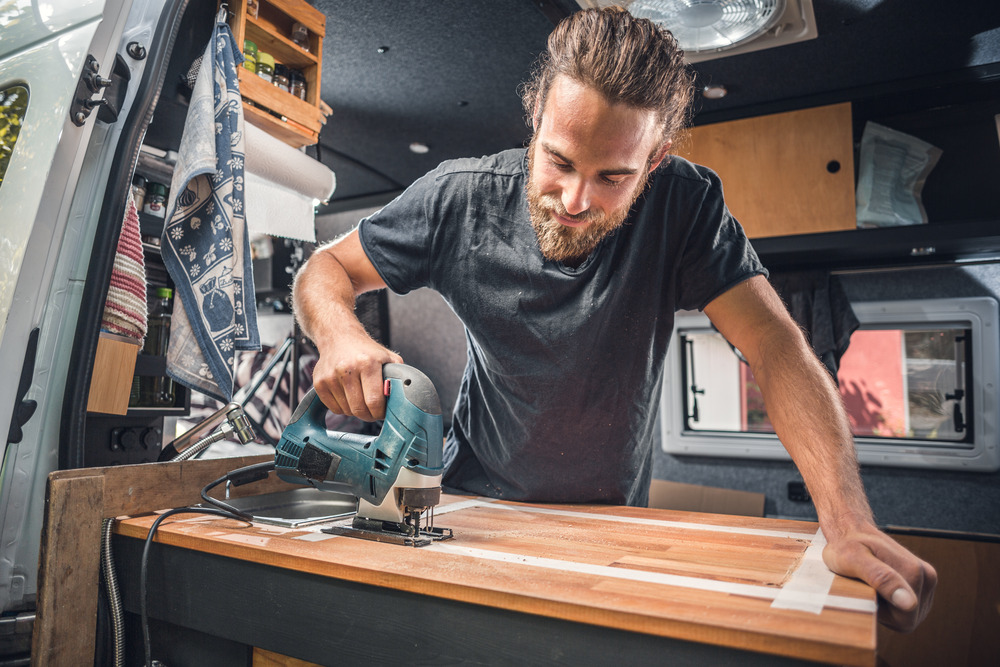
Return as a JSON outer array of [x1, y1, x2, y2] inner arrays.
[[140, 461, 275, 667]]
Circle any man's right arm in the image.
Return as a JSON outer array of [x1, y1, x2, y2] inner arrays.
[[292, 228, 402, 420]]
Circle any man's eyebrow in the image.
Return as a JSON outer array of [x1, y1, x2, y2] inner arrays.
[[541, 142, 638, 176]]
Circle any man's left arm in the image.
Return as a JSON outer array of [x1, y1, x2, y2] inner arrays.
[[703, 275, 937, 632]]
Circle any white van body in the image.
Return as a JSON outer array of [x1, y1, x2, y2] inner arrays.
[[0, 0, 179, 651]]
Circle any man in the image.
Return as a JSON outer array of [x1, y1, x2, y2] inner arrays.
[[293, 7, 935, 632]]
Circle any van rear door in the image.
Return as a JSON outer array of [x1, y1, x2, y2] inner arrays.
[[0, 0, 180, 641]]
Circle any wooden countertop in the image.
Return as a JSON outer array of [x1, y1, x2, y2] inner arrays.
[[115, 494, 876, 666]]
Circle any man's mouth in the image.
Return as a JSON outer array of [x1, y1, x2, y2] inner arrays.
[[552, 211, 592, 228]]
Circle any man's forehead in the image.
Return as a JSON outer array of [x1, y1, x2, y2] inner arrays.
[[535, 77, 661, 168]]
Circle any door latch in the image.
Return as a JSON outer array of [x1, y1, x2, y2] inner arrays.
[[70, 55, 113, 126]]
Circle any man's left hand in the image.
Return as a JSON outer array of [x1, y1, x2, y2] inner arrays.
[[822, 523, 937, 632]]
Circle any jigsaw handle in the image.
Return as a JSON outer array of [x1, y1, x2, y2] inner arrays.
[[382, 363, 441, 416]]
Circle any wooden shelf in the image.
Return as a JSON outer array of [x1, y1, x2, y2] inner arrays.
[[226, 0, 327, 147]]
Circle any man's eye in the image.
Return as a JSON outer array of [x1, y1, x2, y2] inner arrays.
[[601, 175, 625, 186], [552, 161, 572, 171]]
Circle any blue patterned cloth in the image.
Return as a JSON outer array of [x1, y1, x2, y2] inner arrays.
[[162, 16, 259, 402]]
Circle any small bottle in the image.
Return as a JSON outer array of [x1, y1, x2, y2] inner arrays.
[[291, 23, 309, 52], [246, 0, 259, 19], [131, 174, 146, 211], [143, 182, 168, 218], [141, 287, 176, 407], [272, 64, 290, 93], [243, 40, 257, 74], [256, 52, 274, 83]]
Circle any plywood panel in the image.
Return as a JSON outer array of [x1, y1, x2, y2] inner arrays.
[[116, 495, 877, 666], [676, 103, 856, 239]]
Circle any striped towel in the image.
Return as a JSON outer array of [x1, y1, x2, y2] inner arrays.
[[101, 190, 147, 340]]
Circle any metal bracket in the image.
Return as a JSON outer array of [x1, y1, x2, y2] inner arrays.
[[69, 55, 113, 126]]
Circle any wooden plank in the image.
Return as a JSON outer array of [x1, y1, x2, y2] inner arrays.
[[32, 455, 297, 665], [115, 496, 877, 666], [262, 0, 326, 36], [243, 102, 319, 148], [239, 69, 324, 132], [253, 647, 322, 667], [676, 102, 856, 239], [86, 332, 140, 415], [877, 532, 1000, 666], [32, 473, 104, 667]]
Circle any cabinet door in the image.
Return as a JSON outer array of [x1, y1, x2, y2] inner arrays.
[[677, 102, 856, 239]]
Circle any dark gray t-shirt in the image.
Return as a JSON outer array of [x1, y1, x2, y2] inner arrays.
[[358, 148, 764, 506]]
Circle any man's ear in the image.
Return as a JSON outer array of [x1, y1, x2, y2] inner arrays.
[[648, 140, 672, 172]]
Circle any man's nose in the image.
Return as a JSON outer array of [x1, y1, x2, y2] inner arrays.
[[561, 176, 591, 216]]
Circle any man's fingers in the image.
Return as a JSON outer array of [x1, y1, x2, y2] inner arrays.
[[823, 533, 937, 633]]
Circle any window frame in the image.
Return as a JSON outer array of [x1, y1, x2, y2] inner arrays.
[[660, 297, 1000, 472]]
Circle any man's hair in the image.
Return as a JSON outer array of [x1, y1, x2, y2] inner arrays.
[[522, 6, 694, 150]]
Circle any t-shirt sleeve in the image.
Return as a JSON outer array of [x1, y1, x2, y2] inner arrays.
[[674, 167, 767, 311], [357, 168, 441, 295]]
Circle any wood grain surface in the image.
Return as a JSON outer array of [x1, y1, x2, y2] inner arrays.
[[675, 102, 857, 239], [115, 494, 877, 666]]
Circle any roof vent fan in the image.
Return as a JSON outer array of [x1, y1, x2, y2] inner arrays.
[[577, 0, 817, 63]]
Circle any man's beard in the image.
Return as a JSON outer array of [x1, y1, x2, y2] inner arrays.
[[526, 139, 650, 265]]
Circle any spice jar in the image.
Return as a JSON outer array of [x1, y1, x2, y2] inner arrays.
[[256, 52, 274, 83], [243, 40, 257, 74], [272, 64, 290, 93], [131, 174, 146, 211], [289, 69, 307, 100], [291, 22, 309, 51], [143, 182, 168, 218]]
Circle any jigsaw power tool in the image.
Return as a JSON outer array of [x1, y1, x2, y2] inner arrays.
[[274, 363, 452, 546]]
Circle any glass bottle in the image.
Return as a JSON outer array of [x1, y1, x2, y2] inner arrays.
[[289, 69, 307, 100], [256, 52, 274, 83], [272, 64, 290, 93], [243, 40, 258, 74], [131, 174, 146, 211], [140, 287, 176, 407], [143, 182, 168, 218], [291, 23, 309, 52]]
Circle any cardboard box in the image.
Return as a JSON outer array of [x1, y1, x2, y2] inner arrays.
[[648, 479, 765, 517]]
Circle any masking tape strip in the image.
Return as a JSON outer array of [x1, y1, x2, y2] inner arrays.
[[770, 529, 838, 614], [440, 498, 816, 540], [427, 542, 875, 613]]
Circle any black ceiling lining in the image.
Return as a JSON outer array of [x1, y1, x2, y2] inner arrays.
[[305, 0, 1000, 211]]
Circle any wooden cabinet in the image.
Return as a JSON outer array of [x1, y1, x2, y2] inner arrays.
[[676, 102, 856, 239], [225, 0, 327, 147]]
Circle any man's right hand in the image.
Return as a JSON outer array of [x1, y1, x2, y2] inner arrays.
[[310, 340, 403, 421], [292, 229, 401, 421]]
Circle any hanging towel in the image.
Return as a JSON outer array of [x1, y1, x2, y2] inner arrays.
[[769, 271, 859, 381], [161, 13, 260, 402], [101, 190, 147, 340]]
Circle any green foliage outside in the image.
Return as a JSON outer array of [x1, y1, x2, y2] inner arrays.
[[0, 85, 28, 189]]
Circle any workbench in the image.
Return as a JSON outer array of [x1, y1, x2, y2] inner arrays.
[[111, 494, 877, 666]]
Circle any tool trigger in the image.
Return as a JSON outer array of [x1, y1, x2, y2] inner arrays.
[[383, 379, 391, 396]]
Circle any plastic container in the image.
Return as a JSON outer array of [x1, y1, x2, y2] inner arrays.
[[143, 181, 168, 218], [139, 287, 176, 407], [256, 52, 274, 83]]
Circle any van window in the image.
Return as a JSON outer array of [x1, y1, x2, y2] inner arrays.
[[661, 298, 1000, 472], [0, 85, 28, 189], [682, 326, 970, 443]]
